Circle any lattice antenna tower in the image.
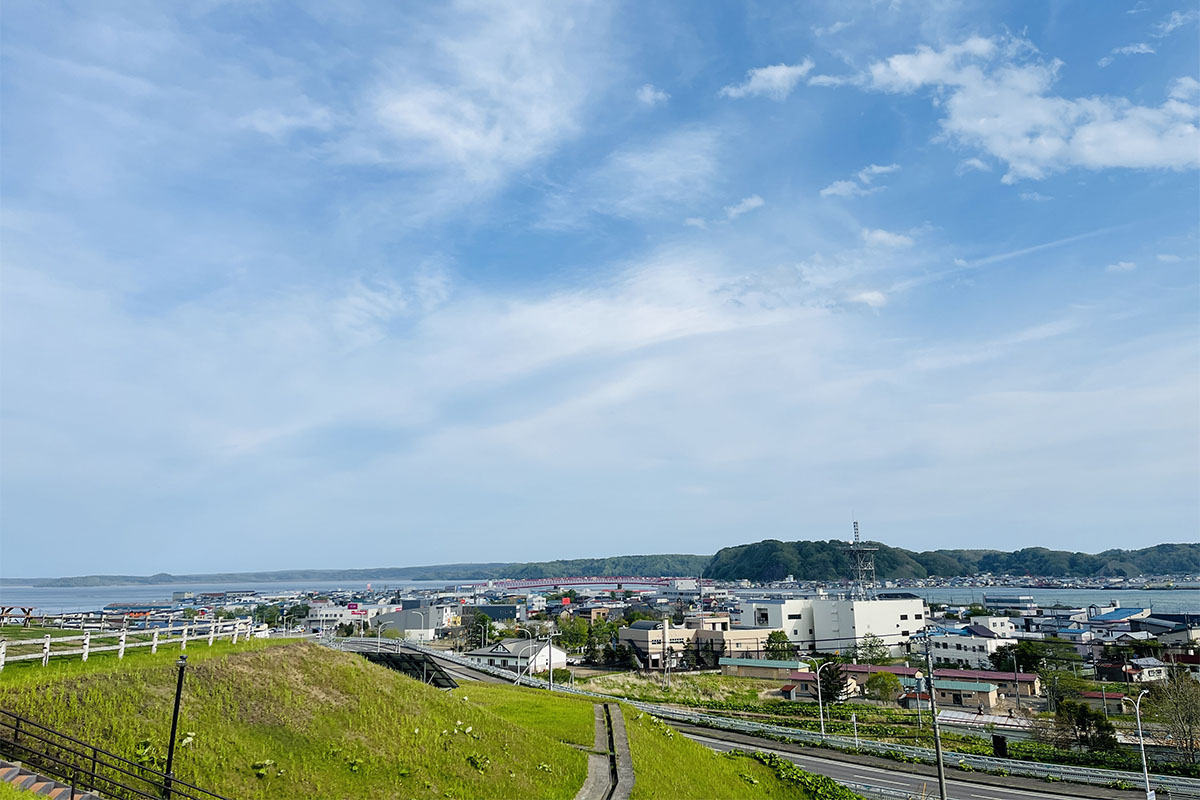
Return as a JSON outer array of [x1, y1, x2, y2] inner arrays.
[[847, 519, 878, 600]]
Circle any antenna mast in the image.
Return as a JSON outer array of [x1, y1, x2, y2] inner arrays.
[[846, 519, 878, 600]]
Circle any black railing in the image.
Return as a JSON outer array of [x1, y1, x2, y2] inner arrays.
[[0, 709, 235, 800]]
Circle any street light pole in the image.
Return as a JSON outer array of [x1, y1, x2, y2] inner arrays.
[[924, 640, 948, 800], [814, 661, 833, 738], [163, 655, 187, 799], [1135, 689, 1153, 800], [511, 626, 534, 685], [547, 633, 562, 692], [377, 622, 397, 653], [1011, 649, 1021, 710]]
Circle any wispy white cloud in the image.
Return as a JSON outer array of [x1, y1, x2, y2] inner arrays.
[[543, 127, 720, 225], [861, 36, 1200, 182], [820, 163, 899, 197], [1157, 253, 1182, 263], [1106, 260, 1137, 272], [343, 2, 611, 189], [1019, 191, 1052, 202], [636, 83, 670, 107], [719, 60, 814, 99], [1098, 42, 1154, 68], [1153, 8, 1199, 36], [862, 228, 914, 248], [684, 217, 708, 229], [851, 290, 887, 307], [813, 21, 850, 36], [819, 179, 871, 197], [725, 194, 765, 219], [956, 157, 992, 174]]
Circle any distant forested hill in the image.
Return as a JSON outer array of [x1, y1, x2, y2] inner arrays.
[[28, 555, 712, 587], [704, 541, 1200, 581], [22, 543, 1199, 587]]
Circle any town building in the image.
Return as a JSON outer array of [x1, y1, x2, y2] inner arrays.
[[719, 657, 809, 680], [465, 638, 567, 673], [733, 595, 927, 656], [921, 626, 1007, 670], [932, 667, 1040, 698], [930, 679, 998, 710], [781, 671, 858, 701]]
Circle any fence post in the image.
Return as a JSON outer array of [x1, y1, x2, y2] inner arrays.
[[119, 630, 127, 659], [208, 622, 215, 647], [0, 640, 6, 671], [180, 624, 188, 652], [42, 634, 51, 667], [82, 631, 91, 662], [151, 630, 159, 655], [232, 624, 239, 645]]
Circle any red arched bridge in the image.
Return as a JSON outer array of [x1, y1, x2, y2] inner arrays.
[[458, 576, 710, 591]]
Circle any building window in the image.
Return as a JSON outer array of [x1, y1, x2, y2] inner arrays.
[[915, 613, 923, 620], [900, 614, 908, 620], [901, 630, 909, 636], [788, 613, 803, 619]]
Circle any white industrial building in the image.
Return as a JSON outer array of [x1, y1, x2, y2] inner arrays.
[[734, 594, 928, 656]]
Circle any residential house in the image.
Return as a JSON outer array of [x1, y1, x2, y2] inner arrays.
[[1095, 657, 1169, 684], [465, 638, 566, 673], [782, 671, 859, 701], [719, 657, 809, 680], [931, 679, 999, 710], [933, 667, 1041, 698]]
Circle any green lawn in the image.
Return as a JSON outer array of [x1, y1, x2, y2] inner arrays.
[[0, 641, 586, 800], [0, 641, 866, 799], [622, 708, 808, 800], [0, 625, 77, 641], [458, 682, 597, 748]]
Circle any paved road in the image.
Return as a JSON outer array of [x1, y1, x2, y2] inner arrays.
[[686, 731, 1138, 800]]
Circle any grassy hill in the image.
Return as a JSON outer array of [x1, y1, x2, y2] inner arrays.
[[0, 640, 845, 799]]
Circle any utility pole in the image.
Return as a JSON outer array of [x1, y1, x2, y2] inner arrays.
[[924, 641, 948, 800], [1012, 649, 1021, 710]]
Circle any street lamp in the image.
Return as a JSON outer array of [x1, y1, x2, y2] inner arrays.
[[409, 611, 427, 643], [163, 655, 187, 799], [1011, 649, 1021, 711], [377, 622, 397, 652], [814, 660, 836, 738], [1135, 689, 1153, 800], [546, 632, 562, 692], [511, 626, 534, 684]]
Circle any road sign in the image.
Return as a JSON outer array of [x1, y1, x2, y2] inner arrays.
[[351, 609, 367, 616], [347, 603, 358, 609]]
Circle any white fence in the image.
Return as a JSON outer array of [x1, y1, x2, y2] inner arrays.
[[0, 621, 258, 670]]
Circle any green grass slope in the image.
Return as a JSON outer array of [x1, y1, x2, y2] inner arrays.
[[0, 641, 858, 799], [0, 640, 586, 799]]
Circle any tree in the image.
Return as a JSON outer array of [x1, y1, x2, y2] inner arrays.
[[765, 631, 793, 661], [1052, 700, 1117, 752], [990, 639, 1080, 673], [464, 612, 496, 649], [1147, 671, 1200, 764], [864, 671, 902, 701], [555, 616, 588, 650], [818, 660, 850, 704], [854, 633, 891, 665]]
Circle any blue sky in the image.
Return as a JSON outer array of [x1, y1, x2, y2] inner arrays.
[[1, 1, 1197, 578]]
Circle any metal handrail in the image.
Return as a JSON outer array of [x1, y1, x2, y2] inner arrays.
[[0, 708, 235, 800]]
